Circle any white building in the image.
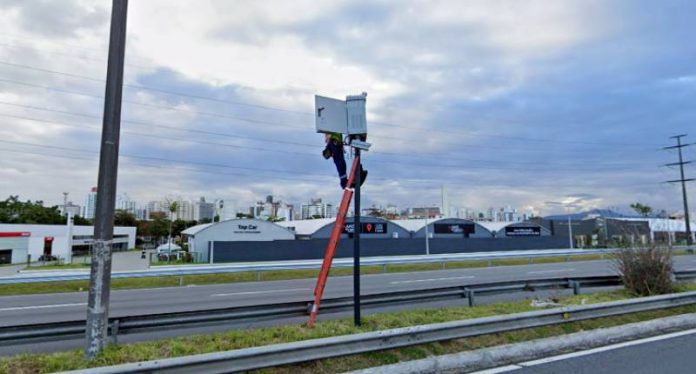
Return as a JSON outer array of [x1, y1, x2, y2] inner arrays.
[[217, 199, 237, 221], [59, 202, 82, 217], [301, 198, 334, 219], [116, 193, 137, 214], [0, 223, 137, 264], [193, 197, 215, 221], [83, 187, 98, 219]]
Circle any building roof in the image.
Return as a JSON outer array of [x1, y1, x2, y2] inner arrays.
[[477, 221, 510, 233], [181, 223, 214, 236], [390, 219, 427, 232], [276, 218, 336, 236]]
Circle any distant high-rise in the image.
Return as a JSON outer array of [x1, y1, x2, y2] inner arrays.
[[301, 198, 334, 219], [83, 187, 97, 219], [194, 197, 215, 221]]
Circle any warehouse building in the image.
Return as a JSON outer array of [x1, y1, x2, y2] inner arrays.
[[0, 224, 136, 264], [183, 218, 295, 262], [411, 218, 493, 238]]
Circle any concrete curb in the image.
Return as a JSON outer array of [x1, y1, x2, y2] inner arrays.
[[346, 313, 696, 374]]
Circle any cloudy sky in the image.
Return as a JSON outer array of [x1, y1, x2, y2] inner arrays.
[[0, 0, 694, 216]]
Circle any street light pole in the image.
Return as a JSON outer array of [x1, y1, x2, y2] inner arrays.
[[353, 149, 362, 327], [567, 208, 573, 249], [424, 216, 430, 255]]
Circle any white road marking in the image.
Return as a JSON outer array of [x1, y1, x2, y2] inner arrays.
[[469, 328, 696, 373], [469, 365, 522, 373], [0, 302, 86, 312], [210, 288, 309, 297], [389, 275, 474, 285], [527, 268, 575, 275], [518, 328, 696, 367]]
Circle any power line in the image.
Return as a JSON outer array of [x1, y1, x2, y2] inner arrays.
[[0, 139, 331, 178], [0, 95, 658, 162], [0, 59, 663, 148], [0, 60, 309, 115], [0, 112, 657, 172], [0, 145, 661, 190]]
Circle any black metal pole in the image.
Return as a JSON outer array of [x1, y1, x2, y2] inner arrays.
[[676, 137, 693, 245], [85, 0, 128, 359], [353, 149, 361, 326]]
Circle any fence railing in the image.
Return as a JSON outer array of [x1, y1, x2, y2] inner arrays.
[[1, 272, 690, 346], [1, 248, 622, 285]]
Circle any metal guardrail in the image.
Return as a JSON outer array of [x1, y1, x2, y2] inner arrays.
[[0, 275, 623, 345], [64, 290, 696, 374], [1, 248, 619, 285]]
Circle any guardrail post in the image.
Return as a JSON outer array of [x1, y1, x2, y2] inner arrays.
[[487, 259, 492, 267], [441, 262, 446, 270], [565, 255, 570, 262], [382, 264, 387, 274], [466, 288, 475, 307], [110, 319, 119, 345], [179, 276, 184, 286], [570, 280, 581, 295], [528, 257, 533, 264], [256, 271, 261, 281]]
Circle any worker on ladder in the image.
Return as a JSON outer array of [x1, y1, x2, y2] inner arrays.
[[323, 132, 367, 189]]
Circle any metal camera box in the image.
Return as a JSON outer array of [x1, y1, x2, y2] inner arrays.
[[315, 93, 368, 135]]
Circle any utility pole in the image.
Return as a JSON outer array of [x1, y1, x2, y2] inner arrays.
[[663, 135, 694, 246], [85, 0, 128, 359]]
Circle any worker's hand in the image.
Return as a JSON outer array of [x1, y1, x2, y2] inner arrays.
[[322, 147, 332, 159]]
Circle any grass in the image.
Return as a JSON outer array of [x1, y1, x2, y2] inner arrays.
[[23, 263, 90, 271], [1, 252, 690, 297], [2, 284, 695, 374]]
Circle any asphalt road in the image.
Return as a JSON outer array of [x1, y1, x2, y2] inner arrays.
[[496, 328, 696, 374], [0, 257, 624, 325], [1, 256, 695, 356]]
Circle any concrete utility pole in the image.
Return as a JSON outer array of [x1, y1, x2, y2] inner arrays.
[[664, 135, 694, 246], [85, 0, 128, 359]]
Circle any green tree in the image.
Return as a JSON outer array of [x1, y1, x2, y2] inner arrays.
[[165, 200, 179, 247], [114, 210, 137, 227], [73, 215, 91, 225], [149, 212, 169, 241], [0, 196, 64, 224], [630, 203, 652, 217]]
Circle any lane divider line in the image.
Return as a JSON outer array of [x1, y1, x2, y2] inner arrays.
[[389, 276, 475, 285], [210, 288, 309, 297], [0, 302, 86, 312]]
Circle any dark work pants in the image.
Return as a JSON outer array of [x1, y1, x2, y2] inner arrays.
[[327, 140, 347, 188]]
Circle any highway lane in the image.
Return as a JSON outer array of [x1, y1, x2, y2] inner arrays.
[[0, 258, 625, 326], [0, 256, 692, 356], [3, 256, 696, 326], [493, 328, 696, 374]]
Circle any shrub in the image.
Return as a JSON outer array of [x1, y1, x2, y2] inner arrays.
[[612, 246, 673, 296]]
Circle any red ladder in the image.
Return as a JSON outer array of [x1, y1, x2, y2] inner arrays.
[[307, 156, 360, 327]]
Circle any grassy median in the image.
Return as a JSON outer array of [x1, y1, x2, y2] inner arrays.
[[2, 283, 695, 374], [0, 253, 616, 297]]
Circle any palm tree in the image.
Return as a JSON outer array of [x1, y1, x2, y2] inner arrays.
[[167, 201, 179, 252]]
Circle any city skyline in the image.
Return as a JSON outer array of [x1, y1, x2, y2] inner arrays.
[[0, 1, 694, 217]]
